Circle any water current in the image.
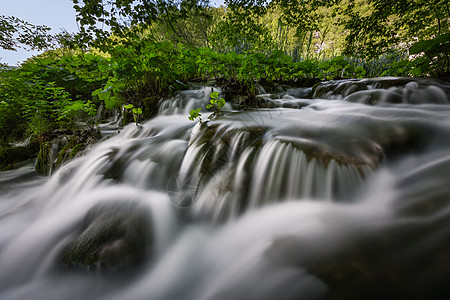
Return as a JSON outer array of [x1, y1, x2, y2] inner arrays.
[[1, 77, 450, 299]]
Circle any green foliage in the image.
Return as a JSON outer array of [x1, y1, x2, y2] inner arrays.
[[378, 34, 450, 78], [92, 79, 123, 109], [409, 33, 450, 77], [0, 72, 72, 137], [409, 33, 450, 56], [1, 0, 448, 151], [0, 15, 52, 51], [0, 99, 23, 146], [207, 91, 225, 113], [58, 100, 97, 129], [341, 0, 450, 58], [0, 52, 106, 145], [71, 0, 211, 50], [194, 48, 370, 85], [215, 1, 273, 52], [189, 90, 226, 122], [188, 108, 203, 122], [214, 0, 448, 61], [124, 103, 143, 125]]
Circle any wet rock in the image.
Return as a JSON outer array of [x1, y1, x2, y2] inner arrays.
[[301, 155, 450, 299], [409, 85, 448, 104], [307, 220, 450, 300], [62, 201, 152, 271], [0, 142, 39, 171], [228, 94, 250, 108], [35, 129, 101, 175], [268, 218, 450, 299], [313, 77, 450, 104], [54, 129, 102, 169], [256, 95, 313, 109], [189, 122, 266, 176], [394, 154, 450, 218], [35, 141, 53, 174], [221, 78, 318, 108], [344, 89, 402, 104]]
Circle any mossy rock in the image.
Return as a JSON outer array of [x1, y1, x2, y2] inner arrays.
[[35, 142, 52, 174], [69, 143, 85, 159], [189, 122, 267, 177], [62, 201, 153, 271], [0, 143, 39, 171], [36, 129, 102, 174]]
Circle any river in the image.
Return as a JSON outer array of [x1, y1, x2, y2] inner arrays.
[[1, 77, 449, 299]]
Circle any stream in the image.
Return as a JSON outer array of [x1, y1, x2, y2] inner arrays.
[[1, 77, 450, 299]]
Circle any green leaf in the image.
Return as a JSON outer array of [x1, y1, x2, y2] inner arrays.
[[132, 107, 142, 115], [410, 33, 450, 55], [62, 101, 84, 114], [409, 40, 433, 55], [410, 67, 422, 76], [188, 108, 202, 122], [92, 88, 103, 97], [210, 91, 219, 99], [105, 95, 120, 109], [355, 66, 366, 76]]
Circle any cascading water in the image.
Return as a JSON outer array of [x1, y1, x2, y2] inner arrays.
[[1, 78, 450, 299]]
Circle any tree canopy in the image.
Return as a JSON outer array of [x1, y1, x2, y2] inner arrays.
[[341, 0, 450, 58], [0, 15, 52, 51], [71, 0, 212, 48]]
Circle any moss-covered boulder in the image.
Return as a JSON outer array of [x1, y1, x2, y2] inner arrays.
[[54, 129, 101, 169], [62, 201, 153, 271], [35, 129, 101, 175], [35, 141, 53, 174], [0, 139, 40, 171]]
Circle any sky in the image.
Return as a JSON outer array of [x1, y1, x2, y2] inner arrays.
[[0, 0, 79, 65], [0, 0, 225, 66]]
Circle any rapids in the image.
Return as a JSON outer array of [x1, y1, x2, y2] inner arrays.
[[1, 78, 450, 299]]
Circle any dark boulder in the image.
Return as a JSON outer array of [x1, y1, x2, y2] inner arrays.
[[62, 201, 152, 271], [35, 129, 101, 175], [0, 144, 39, 171]]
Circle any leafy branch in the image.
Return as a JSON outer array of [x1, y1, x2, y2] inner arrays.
[[0, 15, 52, 51], [188, 91, 225, 123], [124, 104, 143, 126]]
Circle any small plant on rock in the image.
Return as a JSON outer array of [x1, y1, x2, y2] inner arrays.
[[188, 91, 225, 123], [206, 91, 225, 114], [188, 108, 203, 122], [124, 104, 143, 126]]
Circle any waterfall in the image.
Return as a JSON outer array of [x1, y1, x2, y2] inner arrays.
[[1, 78, 450, 299], [313, 77, 450, 104]]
